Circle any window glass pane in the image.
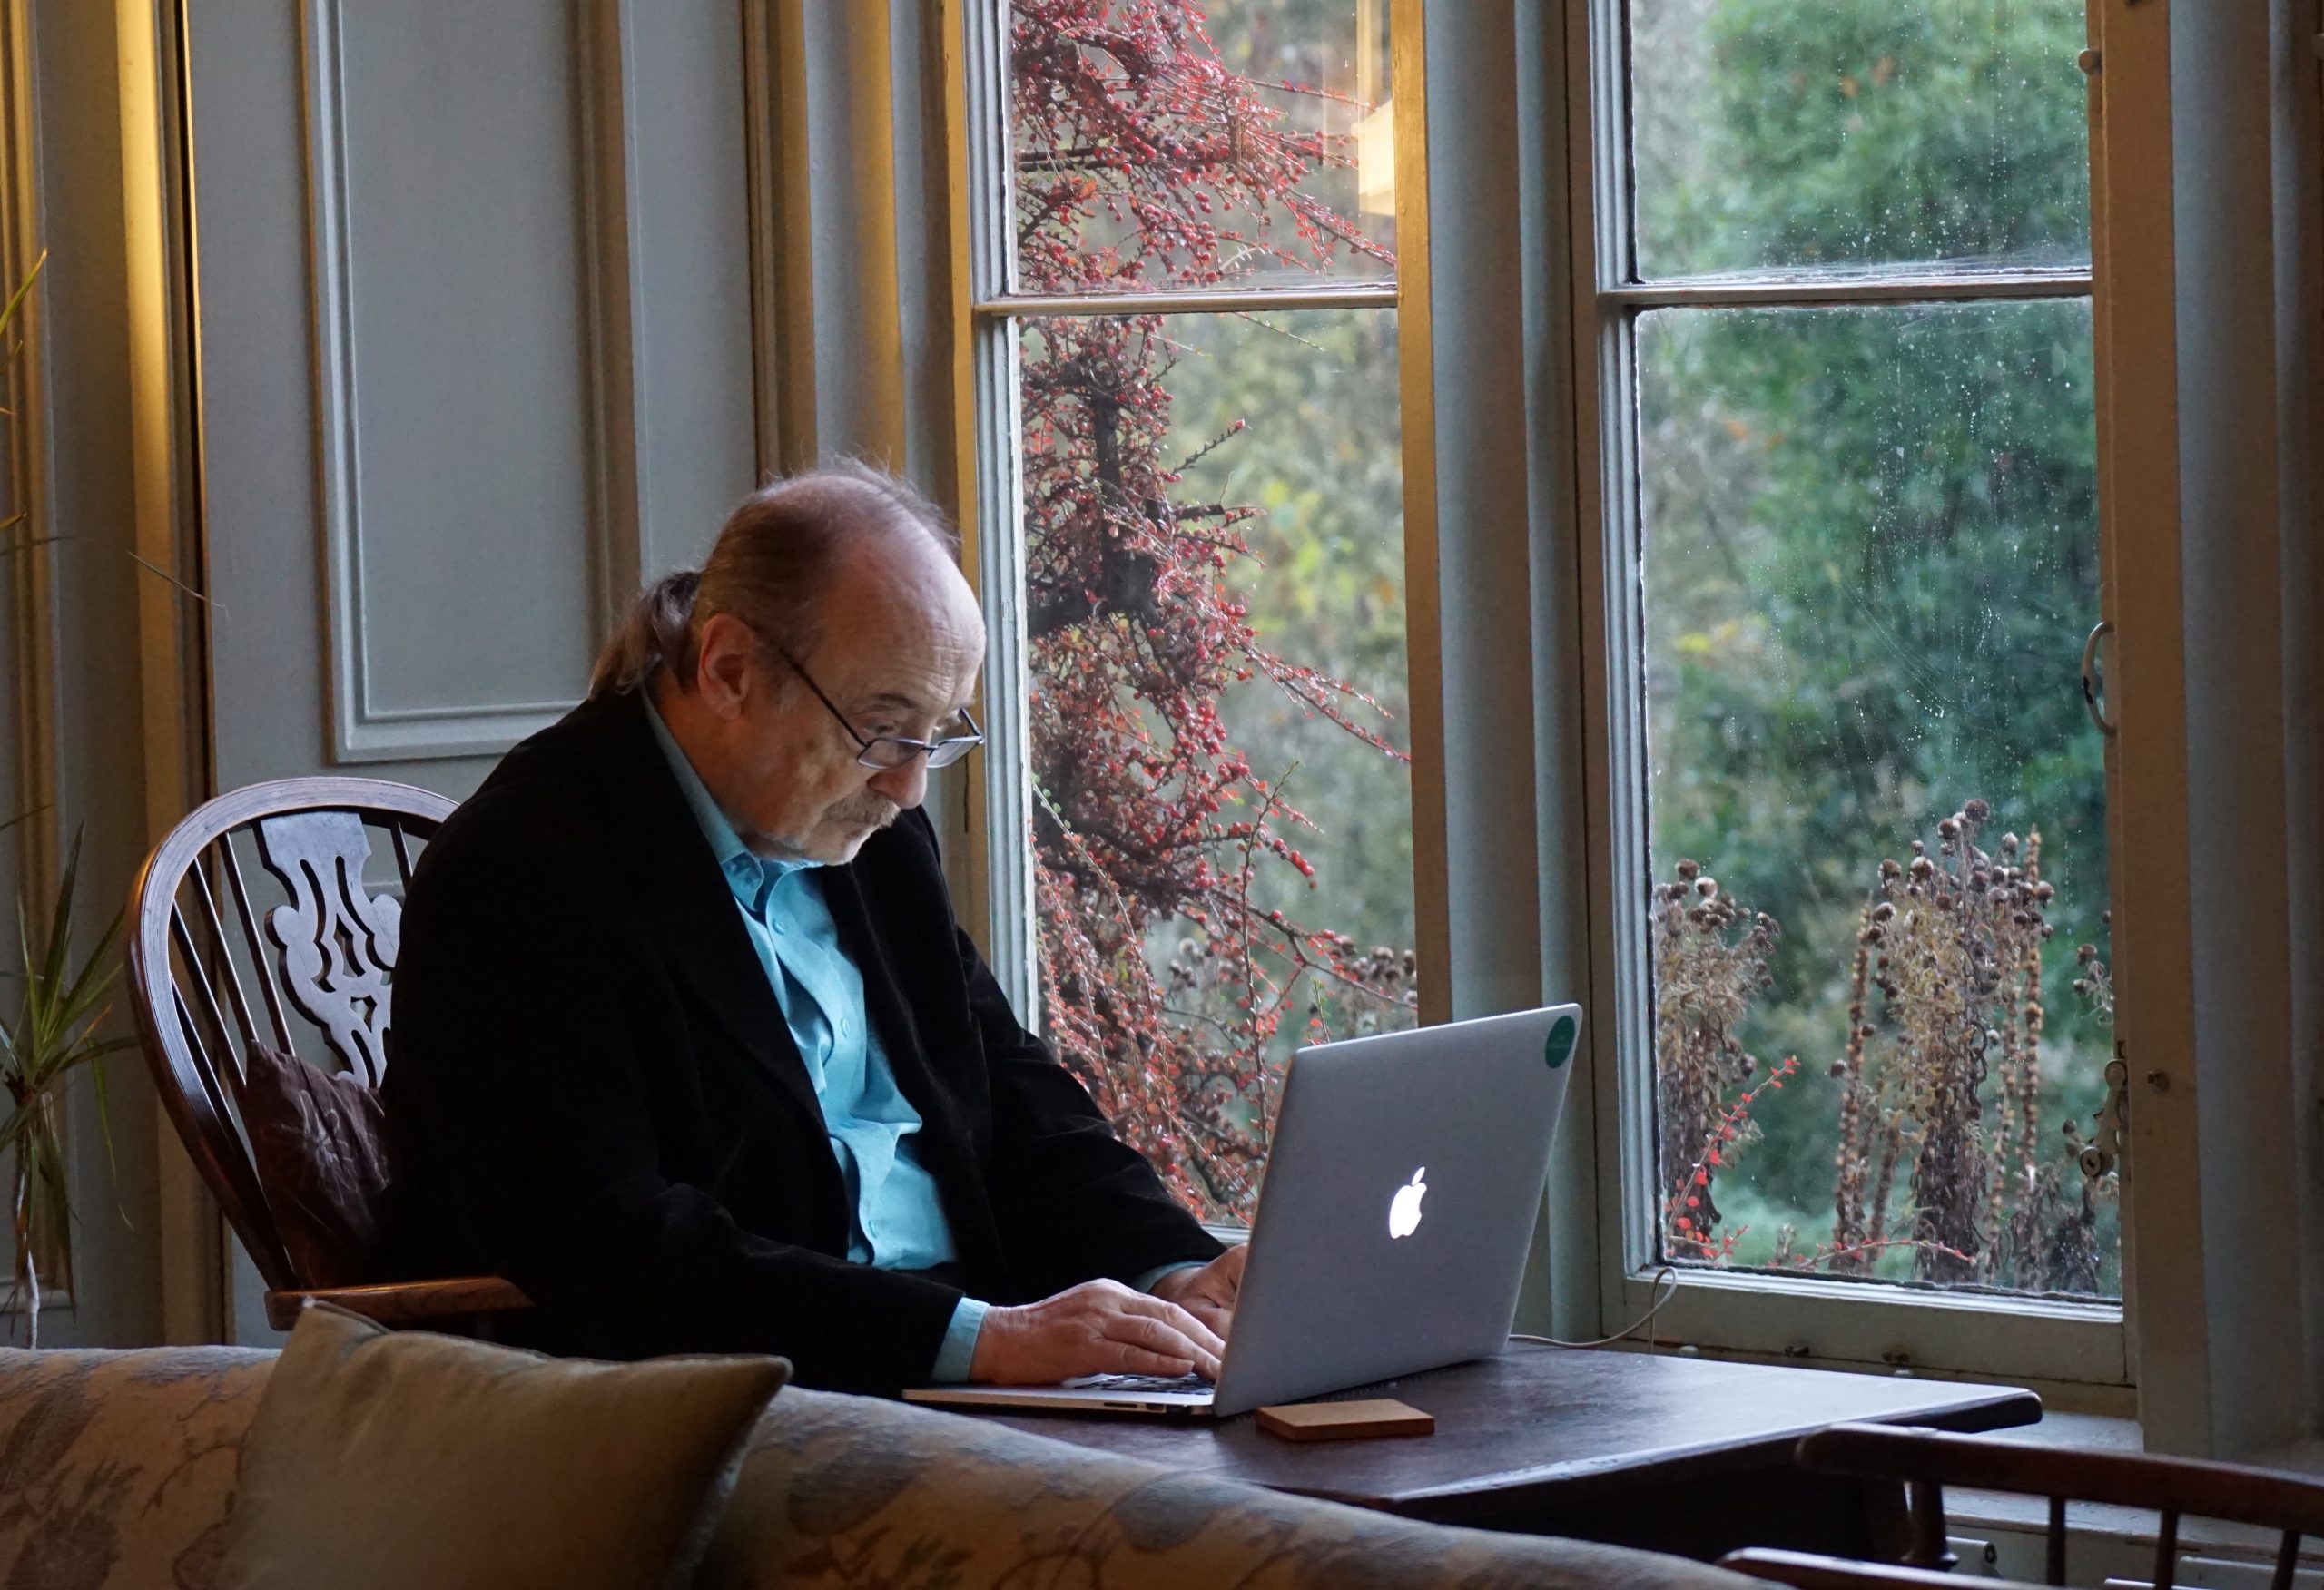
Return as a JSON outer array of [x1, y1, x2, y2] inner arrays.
[[1630, 0, 2092, 280], [1019, 308, 1414, 1216], [1638, 299, 2117, 1298], [1009, 1, 1396, 295]]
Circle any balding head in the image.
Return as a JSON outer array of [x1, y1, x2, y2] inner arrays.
[[590, 462, 967, 698], [595, 465, 987, 865]]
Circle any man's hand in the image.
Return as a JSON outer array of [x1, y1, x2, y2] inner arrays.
[[969, 1279, 1226, 1385], [1148, 1244, 1247, 1339]]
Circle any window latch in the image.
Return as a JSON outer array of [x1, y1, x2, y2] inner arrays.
[[2081, 620, 2117, 737], [2079, 1055, 2130, 1181]]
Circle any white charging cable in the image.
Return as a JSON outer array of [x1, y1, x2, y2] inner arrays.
[[1507, 1265, 1681, 1352]]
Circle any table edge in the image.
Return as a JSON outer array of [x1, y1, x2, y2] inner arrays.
[[1354, 1385, 2046, 1510]]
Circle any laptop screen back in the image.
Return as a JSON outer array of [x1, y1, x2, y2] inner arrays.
[[1210, 1004, 1581, 1415]]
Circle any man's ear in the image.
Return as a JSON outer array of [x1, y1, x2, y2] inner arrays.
[[693, 613, 759, 718]]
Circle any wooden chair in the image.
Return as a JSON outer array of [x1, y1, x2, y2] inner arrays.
[[128, 776, 529, 1333], [1722, 1421, 2324, 1590]]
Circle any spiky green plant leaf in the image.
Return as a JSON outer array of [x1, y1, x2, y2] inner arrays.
[[3, 822, 134, 1340], [0, 251, 42, 342]]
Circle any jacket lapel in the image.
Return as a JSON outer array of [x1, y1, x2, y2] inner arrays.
[[585, 693, 830, 1134]]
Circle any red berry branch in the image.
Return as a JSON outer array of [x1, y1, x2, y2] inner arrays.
[[1012, 1, 1410, 1216], [1667, 1056, 1799, 1263]]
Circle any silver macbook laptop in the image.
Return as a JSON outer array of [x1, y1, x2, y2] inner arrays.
[[904, 1003, 1581, 1418]]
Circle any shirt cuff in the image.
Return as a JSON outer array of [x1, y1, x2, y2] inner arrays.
[[929, 1297, 990, 1384], [1133, 1261, 1208, 1295]]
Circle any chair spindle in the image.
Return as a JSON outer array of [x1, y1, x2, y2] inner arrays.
[[219, 833, 296, 1050], [172, 986, 232, 1132], [388, 817, 417, 891], [2154, 1510, 2181, 1590], [189, 860, 262, 1052], [2046, 1495, 2067, 1585], [1906, 1480, 1950, 1569], [2274, 1530, 2303, 1590], [168, 903, 240, 1086]]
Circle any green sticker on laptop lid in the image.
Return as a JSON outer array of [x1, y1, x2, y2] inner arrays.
[[1543, 1014, 1577, 1069]]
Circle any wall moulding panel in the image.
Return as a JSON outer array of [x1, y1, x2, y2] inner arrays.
[[300, 0, 637, 763]]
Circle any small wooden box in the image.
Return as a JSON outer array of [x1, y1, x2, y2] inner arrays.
[[1255, 1398, 1435, 1443]]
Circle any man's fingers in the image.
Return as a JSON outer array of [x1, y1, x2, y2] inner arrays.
[[1116, 1292, 1227, 1360], [1108, 1308, 1222, 1379], [1177, 1310, 1227, 1365], [1108, 1341, 1199, 1377]]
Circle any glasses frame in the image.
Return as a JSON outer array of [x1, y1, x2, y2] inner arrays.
[[777, 649, 984, 770]]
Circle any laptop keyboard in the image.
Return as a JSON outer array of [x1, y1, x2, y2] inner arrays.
[[1062, 1372, 1211, 1393]]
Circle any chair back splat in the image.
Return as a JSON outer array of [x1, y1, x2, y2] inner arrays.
[[128, 777, 528, 1333]]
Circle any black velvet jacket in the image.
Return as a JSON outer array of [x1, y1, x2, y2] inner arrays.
[[383, 688, 1220, 1393]]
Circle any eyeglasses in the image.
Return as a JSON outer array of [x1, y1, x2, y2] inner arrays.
[[778, 650, 984, 770]]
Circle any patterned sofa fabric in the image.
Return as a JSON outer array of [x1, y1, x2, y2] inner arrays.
[[0, 1347, 274, 1590], [0, 1348, 1753, 1589], [702, 1386, 1755, 1590]]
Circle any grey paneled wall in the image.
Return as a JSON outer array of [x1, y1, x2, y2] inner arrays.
[[625, 1, 760, 578], [194, 0, 758, 792], [310, 0, 607, 759]]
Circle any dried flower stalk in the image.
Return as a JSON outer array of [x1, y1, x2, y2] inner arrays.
[[1650, 860, 1790, 1259], [1659, 800, 2115, 1294]]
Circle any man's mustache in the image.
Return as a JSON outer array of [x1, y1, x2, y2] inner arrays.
[[831, 795, 898, 829]]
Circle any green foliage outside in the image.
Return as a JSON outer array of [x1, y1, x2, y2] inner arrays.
[[1633, 0, 2092, 278], [1634, 0, 2117, 1291]]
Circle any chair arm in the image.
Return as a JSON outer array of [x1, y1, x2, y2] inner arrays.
[[263, 1276, 533, 1332]]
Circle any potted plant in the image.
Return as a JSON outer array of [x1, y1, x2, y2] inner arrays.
[[0, 253, 140, 1347], [2, 831, 133, 1345]]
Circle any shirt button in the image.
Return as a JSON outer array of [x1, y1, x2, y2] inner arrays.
[[770, 919, 786, 936]]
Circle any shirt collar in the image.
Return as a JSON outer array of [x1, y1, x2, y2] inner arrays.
[[641, 689, 817, 898]]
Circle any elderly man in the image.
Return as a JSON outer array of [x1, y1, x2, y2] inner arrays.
[[385, 466, 1244, 1395]]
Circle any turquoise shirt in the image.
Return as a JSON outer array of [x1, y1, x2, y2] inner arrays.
[[643, 696, 989, 1381]]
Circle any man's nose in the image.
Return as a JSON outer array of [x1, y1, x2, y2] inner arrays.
[[868, 756, 930, 810]]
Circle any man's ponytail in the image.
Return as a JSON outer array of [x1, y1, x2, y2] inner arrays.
[[588, 568, 702, 699]]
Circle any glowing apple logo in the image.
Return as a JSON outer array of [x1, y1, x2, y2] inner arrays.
[[1387, 1167, 1428, 1240]]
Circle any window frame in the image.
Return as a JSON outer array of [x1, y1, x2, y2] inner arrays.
[[943, 0, 2142, 1395], [1561, 0, 2131, 1388]]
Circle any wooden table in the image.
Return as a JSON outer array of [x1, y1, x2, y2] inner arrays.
[[980, 1344, 2043, 1560]]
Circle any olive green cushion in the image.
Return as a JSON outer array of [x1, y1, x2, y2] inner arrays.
[[217, 1303, 786, 1590]]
